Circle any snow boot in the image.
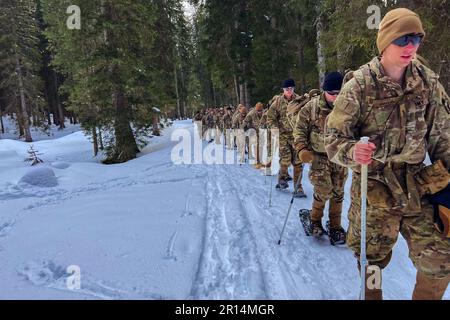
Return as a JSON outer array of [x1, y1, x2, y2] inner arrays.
[[276, 179, 289, 190], [310, 220, 326, 238], [293, 185, 307, 198], [412, 272, 450, 300], [326, 222, 346, 245]]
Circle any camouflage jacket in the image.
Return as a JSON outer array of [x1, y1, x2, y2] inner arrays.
[[222, 113, 233, 129], [260, 110, 269, 129], [325, 56, 450, 209], [232, 112, 247, 130], [202, 114, 215, 128], [267, 93, 301, 134], [294, 93, 332, 154], [193, 113, 203, 121], [243, 108, 263, 131], [213, 114, 222, 128]]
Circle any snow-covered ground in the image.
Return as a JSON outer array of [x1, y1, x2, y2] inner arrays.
[[0, 116, 82, 142], [0, 120, 448, 300]]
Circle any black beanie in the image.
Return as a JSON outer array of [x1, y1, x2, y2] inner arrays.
[[282, 79, 295, 88], [322, 72, 344, 92]]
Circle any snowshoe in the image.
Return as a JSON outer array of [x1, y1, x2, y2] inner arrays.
[[285, 174, 293, 182], [299, 209, 312, 236], [326, 221, 347, 246], [293, 186, 307, 198], [275, 179, 289, 190]]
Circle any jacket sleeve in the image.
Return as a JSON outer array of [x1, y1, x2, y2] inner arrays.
[[426, 80, 450, 171], [243, 112, 252, 131], [293, 103, 312, 152], [324, 78, 363, 169], [266, 97, 280, 130]]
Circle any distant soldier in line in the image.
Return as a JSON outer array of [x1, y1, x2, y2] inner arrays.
[[222, 107, 234, 150], [267, 79, 305, 197], [244, 102, 264, 168], [294, 72, 347, 243], [232, 104, 248, 164], [193, 110, 204, 140]]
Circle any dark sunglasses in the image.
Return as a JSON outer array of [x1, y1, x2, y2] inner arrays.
[[392, 34, 423, 47], [326, 91, 340, 96]]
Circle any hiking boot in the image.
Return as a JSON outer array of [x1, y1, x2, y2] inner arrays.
[[276, 179, 289, 190], [327, 223, 347, 245], [293, 185, 307, 198], [310, 220, 325, 238]]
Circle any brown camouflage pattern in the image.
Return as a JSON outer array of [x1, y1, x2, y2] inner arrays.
[[325, 57, 450, 279]]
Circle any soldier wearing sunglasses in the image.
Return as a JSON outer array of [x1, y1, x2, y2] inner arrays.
[[325, 8, 450, 299]]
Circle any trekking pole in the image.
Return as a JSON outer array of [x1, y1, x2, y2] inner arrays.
[[268, 174, 273, 207], [277, 172, 303, 245], [359, 136, 370, 300]]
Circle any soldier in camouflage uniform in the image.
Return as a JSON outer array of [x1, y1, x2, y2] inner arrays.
[[258, 105, 274, 175], [202, 109, 215, 143], [193, 110, 204, 140], [267, 79, 305, 196], [213, 109, 223, 145], [325, 8, 450, 299], [222, 107, 234, 150], [244, 102, 264, 168], [294, 72, 347, 242], [233, 104, 248, 164]]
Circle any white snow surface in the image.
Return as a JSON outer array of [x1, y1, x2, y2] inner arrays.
[[0, 120, 448, 300]]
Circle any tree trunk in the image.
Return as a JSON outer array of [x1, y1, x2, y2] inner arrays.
[[54, 71, 65, 129], [244, 81, 251, 108], [212, 83, 217, 107], [106, 90, 139, 163], [98, 127, 104, 150], [0, 114, 4, 134], [233, 74, 240, 105], [92, 127, 99, 156], [46, 109, 51, 126], [315, 1, 326, 87], [152, 115, 160, 136], [174, 63, 181, 119], [239, 82, 245, 106], [16, 57, 32, 142]]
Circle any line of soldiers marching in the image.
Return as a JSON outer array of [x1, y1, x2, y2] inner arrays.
[[191, 7, 450, 301]]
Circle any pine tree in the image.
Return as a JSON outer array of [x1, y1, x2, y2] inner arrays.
[[0, 0, 45, 142], [41, 0, 162, 163]]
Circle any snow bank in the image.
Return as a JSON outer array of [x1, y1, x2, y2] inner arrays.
[[18, 166, 58, 188], [51, 161, 71, 169], [0, 150, 18, 159]]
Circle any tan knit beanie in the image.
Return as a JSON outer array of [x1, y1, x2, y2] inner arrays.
[[377, 8, 425, 54]]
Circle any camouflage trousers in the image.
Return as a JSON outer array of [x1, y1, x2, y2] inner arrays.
[[309, 153, 348, 225], [214, 126, 222, 144], [234, 129, 246, 164], [224, 128, 233, 149], [279, 133, 302, 182], [347, 174, 450, 279], [258, 129, 272, 166], [194, 121, 203, 140]]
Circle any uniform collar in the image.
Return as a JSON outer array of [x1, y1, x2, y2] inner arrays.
[[369, 56, 421, 94]]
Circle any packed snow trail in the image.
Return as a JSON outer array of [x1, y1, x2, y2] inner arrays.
[[0, 121, 448, 299]]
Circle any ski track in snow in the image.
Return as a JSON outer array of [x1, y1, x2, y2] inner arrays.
[[190, 164, 269, 299]]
